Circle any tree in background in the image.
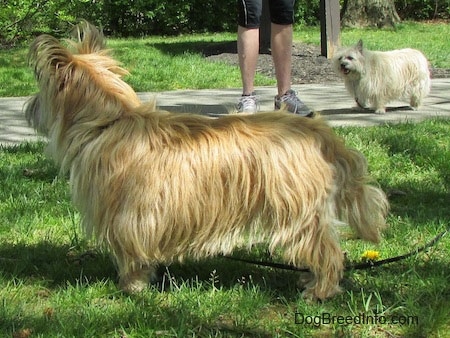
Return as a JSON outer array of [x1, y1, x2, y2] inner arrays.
[[341, 0, 401, 27], [0, 0, 104, 46]]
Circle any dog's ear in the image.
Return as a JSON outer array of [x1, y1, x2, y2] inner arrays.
[[28, 35, 73, 79], [70, 20, 106, 54], [356, 39, 364, 53]]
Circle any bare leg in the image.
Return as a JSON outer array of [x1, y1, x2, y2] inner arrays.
[[271, 23, 293, 97], [237, 25, 259, 95]]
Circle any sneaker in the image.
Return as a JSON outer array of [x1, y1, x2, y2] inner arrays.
[[236, 93, 259, 113], [274, 89, 313, 117]]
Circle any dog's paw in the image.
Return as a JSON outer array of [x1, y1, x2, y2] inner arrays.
[[120, 278, 148, 294], [301, 283, 342, 302], [296, 271, 315, 289], [374, 108, 386, 114], [301, 288, 322, 303], [355, 99, 366, 108], [119, 268, 155, 294]]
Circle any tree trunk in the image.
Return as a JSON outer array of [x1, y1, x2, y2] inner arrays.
[[341, 0, 400, 28]]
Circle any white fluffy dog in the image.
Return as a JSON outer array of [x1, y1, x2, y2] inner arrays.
[[333, 40, 431, 114]]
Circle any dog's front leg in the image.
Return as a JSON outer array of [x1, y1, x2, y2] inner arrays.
[[301, 239, 344, 301], [372, 98, 387, 114], [282, 217, 344, 300]]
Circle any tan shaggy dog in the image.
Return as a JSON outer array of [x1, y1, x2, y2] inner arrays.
[[333, 40, 431, 114], [25, 22, 389, 300]]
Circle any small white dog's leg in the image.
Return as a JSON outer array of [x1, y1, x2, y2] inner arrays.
[[410, 95, 421, 110], [373, 99, 386, 114]]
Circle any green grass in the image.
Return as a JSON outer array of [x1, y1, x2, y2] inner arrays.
[[1, 119, 449, 337], [106, 33, 272, 92], [0, 22, 449, 97]]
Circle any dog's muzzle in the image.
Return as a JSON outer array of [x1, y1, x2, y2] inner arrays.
[[340, 64, 351, 75]]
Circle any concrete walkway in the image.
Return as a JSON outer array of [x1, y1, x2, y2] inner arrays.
[[1, 78, 449, 146]]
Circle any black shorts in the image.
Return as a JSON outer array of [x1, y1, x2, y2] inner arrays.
[[237, 0, 295, 28]]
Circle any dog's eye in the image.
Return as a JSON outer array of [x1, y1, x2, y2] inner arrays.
[[347, 56, 354, 61]]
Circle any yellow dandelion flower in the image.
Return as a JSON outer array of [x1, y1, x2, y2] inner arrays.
[[361, 250, 380, 262]]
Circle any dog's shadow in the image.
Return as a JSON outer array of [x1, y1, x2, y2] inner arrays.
[[1, 240, 449, 305], [0, 242, 116, 288], [0, 241, 301, 296], [157, 252, 305, 294], [158, 104, 232, 115], [320, 106, 413, 115], [156, 105, 414, 118]]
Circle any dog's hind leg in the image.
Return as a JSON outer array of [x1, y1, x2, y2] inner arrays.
[[409, 95, 421, 109], [410, 73, 431, 109], [409, 84, 423, 109], [409, 85, 425, 109]]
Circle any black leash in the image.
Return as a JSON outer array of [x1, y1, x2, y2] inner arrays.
[[222, 225, 450, 272]]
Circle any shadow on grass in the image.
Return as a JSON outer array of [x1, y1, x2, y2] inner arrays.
[[380, 122, 450, 190], [0, 240, 301, 296], [0, 242, 116, 287], [375, 120, 450, 225], [147, 40, 238, 57], [0, 142, 59, 182]]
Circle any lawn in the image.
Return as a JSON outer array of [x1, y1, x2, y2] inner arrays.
[[1, 119, 449, 337], [0, 22, 449, 97]]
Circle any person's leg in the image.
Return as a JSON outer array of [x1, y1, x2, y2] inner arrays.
[[237, 25, 259, 96], [236, 0, 262, 112], [271, 23, 293, 97], [269, 0, 312, 116]]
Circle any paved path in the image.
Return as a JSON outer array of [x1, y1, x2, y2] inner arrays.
[[1, 79, 449, 146]]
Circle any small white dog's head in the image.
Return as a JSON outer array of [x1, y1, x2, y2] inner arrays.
[[333, 40, 365, 79]]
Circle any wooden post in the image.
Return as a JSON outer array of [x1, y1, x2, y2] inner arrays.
[[320, 0, 340, 58], [259, 0, 271, 53]]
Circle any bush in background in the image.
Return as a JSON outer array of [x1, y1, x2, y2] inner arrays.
[[395, 0, 450, 20], [0, 0, 448, 46]]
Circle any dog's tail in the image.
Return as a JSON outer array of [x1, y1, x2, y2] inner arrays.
[[314, 121, 389, 243]]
